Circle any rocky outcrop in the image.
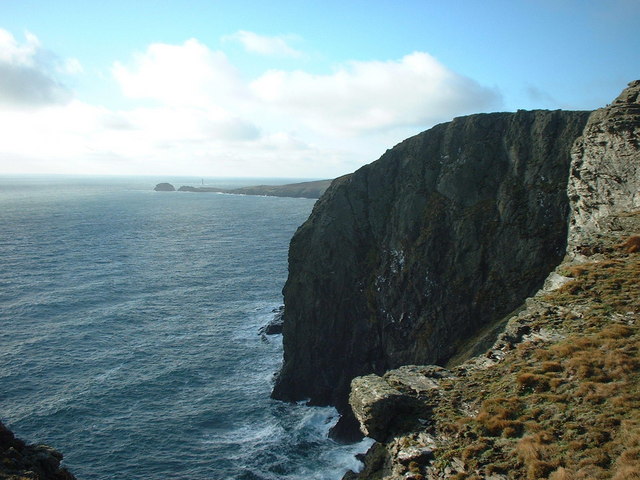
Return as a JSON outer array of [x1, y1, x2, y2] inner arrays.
[[154, 182, 176, 191], [0, 421, 76, 480], [259, 306, 285, 335], [272, 109, 590, 416], [350, 366, 453, 441], [342, 81, 640, 479], [568, 79, 640, 253]]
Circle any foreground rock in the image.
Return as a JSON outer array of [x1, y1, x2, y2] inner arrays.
[[153, 182, 175, 191], [273, 109, 590, 418], [0, 421, 76, 480], [343, 80, 640, 479], [568, 79, 640, 253]]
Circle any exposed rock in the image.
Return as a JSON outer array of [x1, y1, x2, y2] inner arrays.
[[350, 366, 453, 441], [259, 306, 284, 335], [568, 79, 640, 253], [342, 442, 390, 480], [342, 81, 640, 480], [0, 421, 76, 480], [349, 375, 414, 441], [154, 182, 175, 191], [273, 109, 590, 416]]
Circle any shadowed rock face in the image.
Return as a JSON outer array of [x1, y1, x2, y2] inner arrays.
[[272, 110, 590, 412], [0, 421, 76, 480]]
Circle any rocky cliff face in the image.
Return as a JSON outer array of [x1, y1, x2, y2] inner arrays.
[[272, 109, 590, 413], [343, 80, 640, 480], [568, 80, 640, 252]]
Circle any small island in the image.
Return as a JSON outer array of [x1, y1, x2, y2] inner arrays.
[[153, 182, 176, 191]]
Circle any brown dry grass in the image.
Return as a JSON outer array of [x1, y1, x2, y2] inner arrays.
[[423, 245, 640, 479], [618, 235, 640, 253]]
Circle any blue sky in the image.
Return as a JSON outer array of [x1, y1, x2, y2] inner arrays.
[[0, 0, 637, 178]]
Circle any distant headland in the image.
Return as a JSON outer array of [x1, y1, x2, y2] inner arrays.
[[154, 178, 335, 199]]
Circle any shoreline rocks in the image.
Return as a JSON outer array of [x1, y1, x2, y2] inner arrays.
[[0, 421, 76, 480]]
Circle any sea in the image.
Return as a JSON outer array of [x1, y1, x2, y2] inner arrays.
[[0, 176, 372, 480]]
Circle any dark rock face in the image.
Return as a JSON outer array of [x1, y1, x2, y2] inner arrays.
[[568, 80, 640, 252], [154, 182, 176, 191], [0, 421, 76, 480], [272, 110, 590, 411], [259, 306, 285, 335]]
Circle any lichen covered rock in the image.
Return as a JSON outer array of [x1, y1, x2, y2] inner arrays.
[[568, 80, 640, 253]]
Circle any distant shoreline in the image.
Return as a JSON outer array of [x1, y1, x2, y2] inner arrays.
[[155, 178, 334, 199]]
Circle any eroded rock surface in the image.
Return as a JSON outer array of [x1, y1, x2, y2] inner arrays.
[[568, 80, 640, 253]]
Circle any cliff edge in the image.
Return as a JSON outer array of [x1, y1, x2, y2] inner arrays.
[[344, 81, 640, 479], [272, 109, 590, 417]]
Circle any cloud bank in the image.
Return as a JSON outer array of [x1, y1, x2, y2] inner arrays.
[[251, 52, 500, 135], [0, 30, 73, 108], [0, 30, 502, 177]]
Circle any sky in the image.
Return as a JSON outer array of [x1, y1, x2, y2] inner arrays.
[[0, 0, 638, 179]]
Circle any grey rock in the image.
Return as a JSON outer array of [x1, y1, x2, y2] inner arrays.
[[349, 366, 451, 441], [350, 374, 426, 441], [568, 80, 640, 252]]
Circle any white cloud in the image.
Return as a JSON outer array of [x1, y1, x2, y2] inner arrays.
[[61, 58, 83, 75], [0, 33, 502, 178], [251, 52, 500, 136], [223, 30, 303, 58], [112, 38, 244, 107], [0, 29, 73, 108]]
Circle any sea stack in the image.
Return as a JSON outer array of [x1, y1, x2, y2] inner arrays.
[[154, 182, 176, 191]]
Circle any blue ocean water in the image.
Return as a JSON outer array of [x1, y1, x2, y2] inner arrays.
[[0, 176, 372, 480]]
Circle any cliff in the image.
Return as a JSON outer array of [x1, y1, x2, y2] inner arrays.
[[0, 421, 76, 480], [344, 81, 640, 479], [272, 109, 590, 417]]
